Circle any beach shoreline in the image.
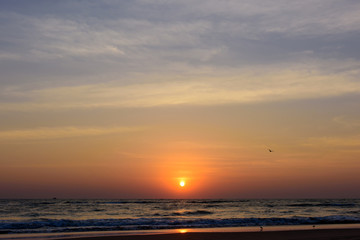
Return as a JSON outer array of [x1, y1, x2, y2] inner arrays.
[[60, 229, 360, 240], [1, 224, 360, 240]]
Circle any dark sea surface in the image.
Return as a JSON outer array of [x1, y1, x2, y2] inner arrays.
[[0, 199, 359, 235]]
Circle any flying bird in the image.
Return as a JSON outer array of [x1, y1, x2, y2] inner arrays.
[[264, 145, 273, 152]]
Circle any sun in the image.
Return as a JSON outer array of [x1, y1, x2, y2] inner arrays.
[[179, 180, 185, 187]]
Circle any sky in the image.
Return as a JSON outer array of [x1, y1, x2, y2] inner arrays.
[[1, 0, 360, 199]]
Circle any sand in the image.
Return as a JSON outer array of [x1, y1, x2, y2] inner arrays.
[[63, 229, 360, 240]]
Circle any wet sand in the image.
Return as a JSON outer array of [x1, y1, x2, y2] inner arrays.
[[64, 229, 360, 240]]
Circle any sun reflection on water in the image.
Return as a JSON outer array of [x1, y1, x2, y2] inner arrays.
[[178, 229, 188, 234]]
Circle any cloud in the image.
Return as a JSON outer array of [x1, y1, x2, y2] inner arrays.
[[0, 11, 209, 60], [2, 0, 360, 65], [305, 135, 360, 148], [1, 61, 360, 111], [1, 0, 360, 110], [0, 126, 145, 141], [183, 0, 360, 36], [333, 115, 360, 128]]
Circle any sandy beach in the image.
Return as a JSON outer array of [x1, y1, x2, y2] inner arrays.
[[63, 229, 360, 240]]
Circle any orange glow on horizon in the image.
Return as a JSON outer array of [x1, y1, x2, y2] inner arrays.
[[153, 151, 210, 198]]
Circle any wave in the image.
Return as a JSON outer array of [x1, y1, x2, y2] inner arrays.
[[64, 201, 89, 204], [187, 200, 248, 204], [1, 215, 360, 234], [288, 203, 357, 207], [102, 200, 173, 205], [102, 200, 238, 205], [102, 201, 127, 204], [171, 210, 213, 216], [152, 210, 213, 217]]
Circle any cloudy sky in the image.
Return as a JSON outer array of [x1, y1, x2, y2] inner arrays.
[[1, 0, 360, 198]]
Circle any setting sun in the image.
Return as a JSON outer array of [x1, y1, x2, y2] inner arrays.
[[179, 180, 185, 187]]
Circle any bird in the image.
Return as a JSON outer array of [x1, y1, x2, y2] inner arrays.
[[264, 145, 274, 152], [260, 226, 263, 232]]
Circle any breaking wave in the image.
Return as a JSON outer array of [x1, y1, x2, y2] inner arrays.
[[288, 203, 357, 207], [1, 215, 360, 234]]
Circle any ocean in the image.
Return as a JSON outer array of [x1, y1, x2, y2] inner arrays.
[[1, 199, 360, 238]]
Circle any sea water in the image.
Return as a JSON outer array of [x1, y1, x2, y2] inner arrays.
[[0, 199, 359, 235]]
